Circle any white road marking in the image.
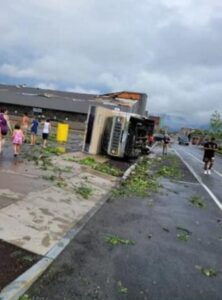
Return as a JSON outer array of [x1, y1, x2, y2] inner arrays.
[[174, 149, 222, 211], [178, 147, 222, 178]]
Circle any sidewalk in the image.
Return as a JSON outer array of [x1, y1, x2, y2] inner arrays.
[[0, 137, 125, 295], [21, 151, 222, 300]]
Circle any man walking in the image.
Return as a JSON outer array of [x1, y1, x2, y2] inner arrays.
[[203, 137, 218, 175], [162, 134, 170, 155]]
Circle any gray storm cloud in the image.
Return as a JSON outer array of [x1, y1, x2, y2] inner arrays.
[[0, 0, 222, 127]]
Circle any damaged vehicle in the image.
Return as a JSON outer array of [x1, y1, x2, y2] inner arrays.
[[83, 106, 154, 159]]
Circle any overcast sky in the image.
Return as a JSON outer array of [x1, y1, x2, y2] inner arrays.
[[0, 0, 222, 127]]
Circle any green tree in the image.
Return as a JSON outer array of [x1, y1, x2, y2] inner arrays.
[[210, 110, 222, 137]]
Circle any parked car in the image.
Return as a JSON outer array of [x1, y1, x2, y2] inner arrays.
[[154, 133, 164, 141], [178, 136, 189, 145]]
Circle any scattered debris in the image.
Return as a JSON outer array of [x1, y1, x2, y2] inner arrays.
[[176, 227, 191, 242], [156, 154, 181, 179], [190, 196, 206, 208], [19, 295, 31, 300], [112, 158, 160, 198], [78, 157, 123, 177], [195, 266, 217, 277], [105, 235, 135, 246], [117, 281, 128, 294], [56, 181, 68, 188], [20, 255, 35, 263], [162, 227, 170, 233], [75, 184, 93, 199]]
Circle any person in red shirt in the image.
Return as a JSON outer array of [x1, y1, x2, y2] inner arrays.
[[148, 134, 154, 146]]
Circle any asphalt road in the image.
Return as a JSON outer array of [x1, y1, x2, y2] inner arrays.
[[25, 149, 222, 300]]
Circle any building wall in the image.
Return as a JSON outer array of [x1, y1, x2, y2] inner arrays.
[[0, 103, 86, 122]]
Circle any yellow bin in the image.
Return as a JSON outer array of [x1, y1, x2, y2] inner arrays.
[[56, 123, 69, 143]]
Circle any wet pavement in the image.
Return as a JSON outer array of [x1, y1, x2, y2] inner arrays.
[[0, 129, 120, 285], [173, 143, 222, 209], [24, 150, 222, 300]]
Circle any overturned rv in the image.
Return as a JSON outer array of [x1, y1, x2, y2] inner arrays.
[[83, 106, 154, 159]]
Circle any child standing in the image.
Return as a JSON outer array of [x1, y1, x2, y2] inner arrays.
[[21, 113, 30, 142], [12, 124, 24, 157], [42, 119, 51, 148], [30, 117, 39, 145]]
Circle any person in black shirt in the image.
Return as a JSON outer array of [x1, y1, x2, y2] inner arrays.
[[203, 137, 218, 175]]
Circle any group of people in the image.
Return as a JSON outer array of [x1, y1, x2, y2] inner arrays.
[[0, 108, 51, 157]]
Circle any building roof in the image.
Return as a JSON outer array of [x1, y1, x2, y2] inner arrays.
[[0, 84, 146, 115], [0, 84, 142, 114], [0, 84, 102, 114], [103, 91, 146, 100]]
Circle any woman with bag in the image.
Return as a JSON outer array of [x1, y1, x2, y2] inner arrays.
[[0, 108, 11, 154]]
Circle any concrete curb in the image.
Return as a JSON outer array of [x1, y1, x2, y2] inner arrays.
[[0, 192, 111, 300], [0, 149, 151, 300], [122, 142, 158, 181]]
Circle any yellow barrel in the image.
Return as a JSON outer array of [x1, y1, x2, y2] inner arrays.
[[56, 123, 69, 143]]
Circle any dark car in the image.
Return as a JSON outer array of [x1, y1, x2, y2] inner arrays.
[[178, 136, 189, 145], [154, 133, 164, 141]]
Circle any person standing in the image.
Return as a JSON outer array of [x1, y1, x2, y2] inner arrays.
[[12, 124, 24, 157], [162, 134, 170, 155], [21, 112, 30, 142], [30, 117, 39, 145], [148, 134, 154, 147], [42, 119, 51, 148], [203, 137, 218, 175], [0, 108, 11, 154]]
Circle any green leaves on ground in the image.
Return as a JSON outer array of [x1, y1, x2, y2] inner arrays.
[[43, 146, 65, 155], [79, 157, 97, 167], [157, 165, 180, 178], [19, 295, 31, 300], [105, 235, 135, 246], [156, 154, 181, 179], [78, 157, 123, 177], [117, 281, 128, 294], [190, 195, 206, 208], [196, 266, 217, 277], [75, 184, 93, 199], [176, 227, 191, 242], [113, 158, 160, 198], [42, 174, 67, 189], [21, 255, 35, 263]]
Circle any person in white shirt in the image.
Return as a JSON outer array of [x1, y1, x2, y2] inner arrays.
[[42, 119, 51, 148]]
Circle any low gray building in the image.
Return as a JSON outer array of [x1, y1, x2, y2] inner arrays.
[[0, 84, 148, 122]]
